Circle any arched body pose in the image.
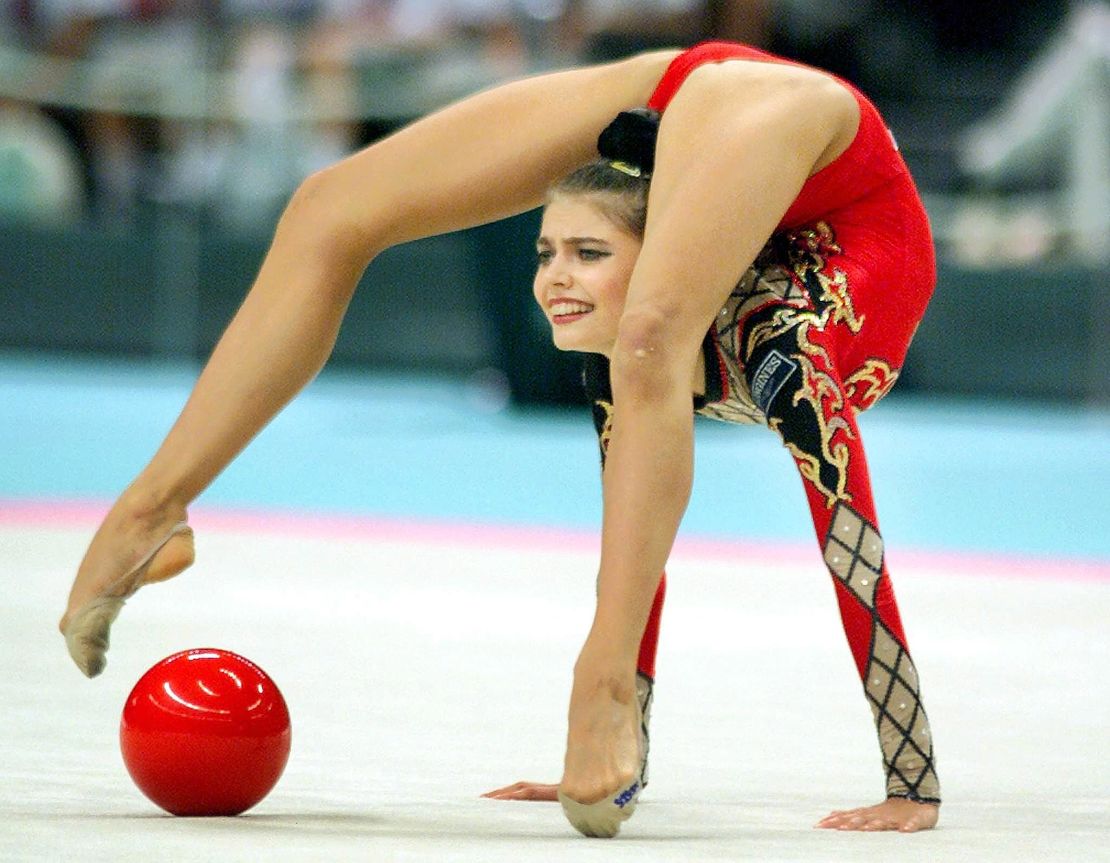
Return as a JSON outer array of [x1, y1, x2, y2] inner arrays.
[[61, 41, 939, 836]]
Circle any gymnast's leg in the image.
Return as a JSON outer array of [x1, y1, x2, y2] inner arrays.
[[58, 51, 677, 676], [481, 575, 664, 801]]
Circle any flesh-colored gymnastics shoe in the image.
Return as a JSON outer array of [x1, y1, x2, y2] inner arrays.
[[62, 522, 194, 678], [558, 774, 642, 838], [558, 672, 653, 838], [635, 671, 653, 788]]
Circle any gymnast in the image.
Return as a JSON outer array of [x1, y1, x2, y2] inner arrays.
[[61, 40, 940, 837]]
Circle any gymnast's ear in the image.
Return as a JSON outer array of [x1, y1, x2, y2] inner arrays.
[[597, 108, 661, 175]]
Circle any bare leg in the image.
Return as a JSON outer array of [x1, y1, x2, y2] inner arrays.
[[59, 51, 678, 674], [483, 577, 663, 802], [558, 63, 856, 835]]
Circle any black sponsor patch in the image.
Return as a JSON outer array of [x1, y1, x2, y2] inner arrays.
[[750, 349, 798, 415]]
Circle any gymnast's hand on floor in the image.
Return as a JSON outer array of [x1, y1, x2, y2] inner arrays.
[[816, 798, 939, 832], [480, 781, 559, 802]]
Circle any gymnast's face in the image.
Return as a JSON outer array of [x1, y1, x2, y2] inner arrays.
[[533, 194, 642, 357]]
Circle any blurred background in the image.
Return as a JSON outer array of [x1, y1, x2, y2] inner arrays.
[[0, 0, 1107, 406]]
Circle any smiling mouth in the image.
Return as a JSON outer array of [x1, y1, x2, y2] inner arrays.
[[549, 300, 594, 323]]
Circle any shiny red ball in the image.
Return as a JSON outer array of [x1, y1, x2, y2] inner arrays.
[[120, 648, 292, 816]]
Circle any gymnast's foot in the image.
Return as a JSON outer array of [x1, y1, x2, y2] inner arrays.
[[558, 665, 642, 838], [484, 672, 653, 804], [59, 489, 194, 678], [816, 798, 939, 832]]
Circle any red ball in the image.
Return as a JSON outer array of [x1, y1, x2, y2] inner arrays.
[[120, 648, 292, 816]]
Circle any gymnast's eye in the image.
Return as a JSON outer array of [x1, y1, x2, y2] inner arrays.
[[535, 248, 553, 265], [578, 247, 610, 261]]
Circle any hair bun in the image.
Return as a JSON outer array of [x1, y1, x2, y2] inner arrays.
[[597, 108, 661, 176]]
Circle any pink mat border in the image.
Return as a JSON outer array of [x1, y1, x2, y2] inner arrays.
[[2, 498, 1107, 582]]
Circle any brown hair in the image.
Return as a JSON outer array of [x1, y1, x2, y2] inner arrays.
[[547, 159, 649, 239]]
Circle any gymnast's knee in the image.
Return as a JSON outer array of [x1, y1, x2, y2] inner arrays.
[[282, 165, 386, 270], [610, 305, 694, 399]]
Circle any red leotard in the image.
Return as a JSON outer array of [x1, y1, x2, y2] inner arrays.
[[616, 42, 940, 803], [649, 41, 935, 375]]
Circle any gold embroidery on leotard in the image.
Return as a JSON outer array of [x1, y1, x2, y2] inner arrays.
[[596, 400, 615, 459], [844, 359, 900, 411], [784, 223, 865, 332], [744, 306, 833, 370], [788, 355, 854, 507], [697, 222, 872, 506]]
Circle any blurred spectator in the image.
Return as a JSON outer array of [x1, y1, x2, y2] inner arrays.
[[0, 100, 86, 224], [576, 0, 770, 59], [956, 1, 1110, 264], [5, 1, 210, 224], [16, 0, 1085, 241]]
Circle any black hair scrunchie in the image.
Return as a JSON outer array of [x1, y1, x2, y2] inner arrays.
[[597, 108, 661, 176]]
